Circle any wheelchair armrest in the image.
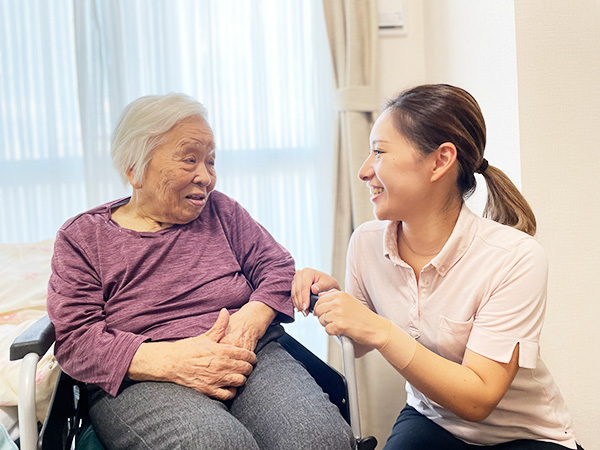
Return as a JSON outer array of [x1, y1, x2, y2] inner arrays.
[[10, 315, 56, 361], [8, 315, 56, 450]]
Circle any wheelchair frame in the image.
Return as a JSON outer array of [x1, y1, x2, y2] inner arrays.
[[11, 315, 376, 450]]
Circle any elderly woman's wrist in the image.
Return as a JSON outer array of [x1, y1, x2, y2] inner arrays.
[[245, 301, 277, 321], [127, 341, 172, 382]]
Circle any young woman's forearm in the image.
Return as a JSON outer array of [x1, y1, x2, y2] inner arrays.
[[377, 321, 518, 422]]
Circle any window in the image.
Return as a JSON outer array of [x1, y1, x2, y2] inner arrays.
[[0, 0, 334, 356]]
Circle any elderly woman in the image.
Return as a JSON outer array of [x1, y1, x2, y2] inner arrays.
[[46, 93, 354, 450]]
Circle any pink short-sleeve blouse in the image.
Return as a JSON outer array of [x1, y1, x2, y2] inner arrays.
[[345, 204, 577, 448]]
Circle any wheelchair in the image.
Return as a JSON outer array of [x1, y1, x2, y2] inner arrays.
[[10, 315, 377, 450]]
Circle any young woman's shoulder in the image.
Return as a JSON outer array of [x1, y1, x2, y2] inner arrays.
[[347, 220, 396, 263], [474, 213, 546, 263]]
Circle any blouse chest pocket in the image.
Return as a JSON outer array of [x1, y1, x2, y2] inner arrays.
[[436, 315, 475, 364]]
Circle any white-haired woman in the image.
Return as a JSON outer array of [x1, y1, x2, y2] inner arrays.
[[47, 93, 354, 450]]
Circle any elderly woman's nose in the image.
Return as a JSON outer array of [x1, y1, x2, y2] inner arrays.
[[358, 154, 374, 181], [193, 163, 213, 186]]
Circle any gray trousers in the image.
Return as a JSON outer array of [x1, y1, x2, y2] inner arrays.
[[88, 325, 355, 450]]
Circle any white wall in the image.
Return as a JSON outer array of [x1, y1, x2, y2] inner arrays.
[[377, 0, 426, 103], [514, 2, 600, 447], [368, 0, 599, 447]]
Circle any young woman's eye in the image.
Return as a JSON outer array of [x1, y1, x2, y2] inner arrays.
[[373, 149, 383, 156]]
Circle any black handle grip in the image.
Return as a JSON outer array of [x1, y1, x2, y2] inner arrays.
[[308, 293, 320, 313]]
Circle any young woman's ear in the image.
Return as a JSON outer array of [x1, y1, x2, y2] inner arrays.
[[126, 168, 142, 189], [430, 142, 457, 182]]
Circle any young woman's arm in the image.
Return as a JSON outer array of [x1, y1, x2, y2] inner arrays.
[[313, 291, 519, 422], [381, 317, 519, 421]]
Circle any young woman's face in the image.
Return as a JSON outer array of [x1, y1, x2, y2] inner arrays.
[[136, 115, 217, 226], [358, 110, 433, 222]]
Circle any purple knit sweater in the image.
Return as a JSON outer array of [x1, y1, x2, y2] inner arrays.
[[47, 191, 295, 396]]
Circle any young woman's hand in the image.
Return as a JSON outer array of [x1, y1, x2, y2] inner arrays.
[[291, 268, 340, 315], [312, 290, 390, 348]]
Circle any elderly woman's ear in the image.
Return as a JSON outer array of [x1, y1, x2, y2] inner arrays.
[[126, 167, 142, 189]]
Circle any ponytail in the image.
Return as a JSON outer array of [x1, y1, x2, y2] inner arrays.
[[481, 165, 537, 236]]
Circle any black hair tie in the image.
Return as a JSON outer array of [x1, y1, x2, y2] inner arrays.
[[476, 158, 489, 174]]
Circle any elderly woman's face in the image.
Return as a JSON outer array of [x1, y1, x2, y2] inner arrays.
[[138, 115, 216, 226]]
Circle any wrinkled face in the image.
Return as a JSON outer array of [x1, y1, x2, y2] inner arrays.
[[135, 115, 216, 226], [358, 110, 432, 222]]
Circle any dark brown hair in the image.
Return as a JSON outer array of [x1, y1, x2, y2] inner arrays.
[[385, 84, 536, 235]]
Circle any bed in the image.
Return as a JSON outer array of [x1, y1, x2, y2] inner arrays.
[[0, 239, 60, 441]]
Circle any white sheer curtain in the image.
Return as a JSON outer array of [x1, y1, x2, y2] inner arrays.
[[0, 0, 86, 241], [0, 0, 334, 356]]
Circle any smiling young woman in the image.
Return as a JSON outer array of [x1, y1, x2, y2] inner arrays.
[[293, 85, 582, 450]]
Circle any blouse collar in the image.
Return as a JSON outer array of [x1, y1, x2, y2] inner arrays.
[[382, 203, 479, 276]]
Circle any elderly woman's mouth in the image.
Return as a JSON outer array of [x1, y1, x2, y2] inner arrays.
[[185, 193, 207, 206]]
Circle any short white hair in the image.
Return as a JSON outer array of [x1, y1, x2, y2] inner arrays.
[[111, 93, 209, 186]]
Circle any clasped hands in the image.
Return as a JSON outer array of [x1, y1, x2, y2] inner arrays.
[[128, 302, 275, 401]]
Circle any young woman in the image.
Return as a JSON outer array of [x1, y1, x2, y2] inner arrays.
[[292, 84, 582, 449]]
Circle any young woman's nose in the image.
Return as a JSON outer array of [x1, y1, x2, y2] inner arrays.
[[358, 153, 374, 182]]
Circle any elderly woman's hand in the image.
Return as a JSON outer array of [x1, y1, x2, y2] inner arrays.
[[127, 309, 257, 401], [220, 302, 277, 352], [291, 268, 341, 316]]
